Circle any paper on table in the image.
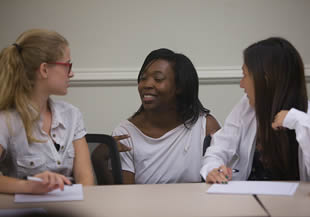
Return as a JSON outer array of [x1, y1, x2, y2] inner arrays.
[[14, 184, 83, 203], [207, 181, 299, 196], [0, 208, 46, 217]]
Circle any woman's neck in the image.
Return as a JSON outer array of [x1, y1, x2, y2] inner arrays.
[[130, 109, 183, 138], [143, 110, 181, 128], [30, 90, 50, 114]]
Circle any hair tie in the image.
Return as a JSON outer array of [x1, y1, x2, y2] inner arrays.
[[12, 43, 23, 54]]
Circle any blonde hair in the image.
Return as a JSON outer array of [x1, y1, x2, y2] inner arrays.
[[0, 29, 69, 143]]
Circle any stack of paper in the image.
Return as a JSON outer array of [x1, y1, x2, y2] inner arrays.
[[207, 181, 299, 196], [14, 184, 83, 203]]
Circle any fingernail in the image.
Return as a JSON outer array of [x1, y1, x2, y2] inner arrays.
[[221, 181, 225, 184], [225, 176, 229, 179]]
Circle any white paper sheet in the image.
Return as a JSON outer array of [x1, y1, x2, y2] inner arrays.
[[14, 184, 83, 203], [0, 208, 46, 216], [207, 181, 299, 196]]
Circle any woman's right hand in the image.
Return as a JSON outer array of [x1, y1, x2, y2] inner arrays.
[[206, 165, 232, 184], [27, 171, 72, 194], [113, 134, 131, 152]]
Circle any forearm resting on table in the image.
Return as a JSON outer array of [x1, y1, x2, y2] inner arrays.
[[0, 147, 31, 193], [74, 172, 95, 185], [0, 175, 32, 194]]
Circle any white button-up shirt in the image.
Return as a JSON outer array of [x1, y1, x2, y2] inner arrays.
[[200, 95, 310, 181], [0, 98, 87, 178]]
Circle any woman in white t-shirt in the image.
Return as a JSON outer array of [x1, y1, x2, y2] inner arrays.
[[113, 48, 221, 184], [200, 37, 310, 183], [0, 29, 94, 194]]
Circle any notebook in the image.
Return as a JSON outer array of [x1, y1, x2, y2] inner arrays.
[[207, 181, 299, 196], [14, 184, 83, 203]]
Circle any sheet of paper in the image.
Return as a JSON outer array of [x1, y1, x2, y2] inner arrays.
[[14, 184, 83, 203], [0, 208, 46, 217], [207, 181, 299, 196]]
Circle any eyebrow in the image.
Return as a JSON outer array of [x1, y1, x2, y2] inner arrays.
[[153, 70, 164, 75], [142, 70, 164, 76]]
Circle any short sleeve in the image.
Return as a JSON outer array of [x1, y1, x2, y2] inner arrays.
[[73, 108, 87, 141], [112, 125, 135, 173], [0, 112, 10, 161]]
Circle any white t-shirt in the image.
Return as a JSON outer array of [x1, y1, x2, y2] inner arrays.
[[0, 98, 87, 178], [112, 115, 207, 184]]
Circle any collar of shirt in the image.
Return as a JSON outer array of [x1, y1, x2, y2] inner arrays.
[[48, 98, 67, 129]]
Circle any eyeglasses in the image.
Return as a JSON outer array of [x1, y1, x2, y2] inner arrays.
[[48, 62, 72, 74]]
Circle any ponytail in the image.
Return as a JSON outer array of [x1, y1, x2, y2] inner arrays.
[[0, 29, 68, 143]]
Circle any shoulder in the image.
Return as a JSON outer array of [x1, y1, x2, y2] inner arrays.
[[0, 109, 21, 125], [113, 120, 137, 134], [205, 114, 221, 136], [0, 110, 23, 144]]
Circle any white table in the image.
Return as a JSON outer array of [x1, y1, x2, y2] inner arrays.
[[0, 183, 268, 217], [257, 182, 310, 217]]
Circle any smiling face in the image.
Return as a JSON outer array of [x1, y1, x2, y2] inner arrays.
[[138, 59, 178, 112], [240, 64, 255, 107], [46, 46, 73, 95]]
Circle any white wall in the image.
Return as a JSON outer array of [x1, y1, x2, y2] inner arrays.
[[1, 0, 310, 133]]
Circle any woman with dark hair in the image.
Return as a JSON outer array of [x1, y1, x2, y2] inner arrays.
[[113, 48, 220, 184], [200, 37, 310, 183]]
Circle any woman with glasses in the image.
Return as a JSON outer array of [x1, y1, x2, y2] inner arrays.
[[0, 29, 94, 194], [200, 37, 310, 183]]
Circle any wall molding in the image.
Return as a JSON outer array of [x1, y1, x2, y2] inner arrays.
[[70, 65, 310, 86]]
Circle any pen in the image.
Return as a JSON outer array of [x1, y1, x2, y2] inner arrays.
[[27, 176, 43, 182], [218, 169, 239, 173], [27, 176, 74, 184]]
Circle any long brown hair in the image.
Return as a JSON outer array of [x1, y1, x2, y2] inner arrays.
[[244, 37, 308, 179], [0, 29, 68, 143]]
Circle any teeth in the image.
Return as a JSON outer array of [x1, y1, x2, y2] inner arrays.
[[144, 95, 154, 98]]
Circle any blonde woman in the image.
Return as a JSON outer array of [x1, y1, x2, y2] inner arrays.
[[0, 29, 94, 194]]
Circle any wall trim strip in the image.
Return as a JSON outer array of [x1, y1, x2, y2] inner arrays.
[[70, 65, 310, 86]]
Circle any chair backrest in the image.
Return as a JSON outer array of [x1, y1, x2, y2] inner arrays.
[[202, 134, 212, 156], [85, 133, 123, 185], [201, 134, 212, 182]]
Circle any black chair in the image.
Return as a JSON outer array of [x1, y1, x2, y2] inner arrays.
[[85, 133, 123, 185], [202, 134, 212, 156], [201, 134, 212, 182]]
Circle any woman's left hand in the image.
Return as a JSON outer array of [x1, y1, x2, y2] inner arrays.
[[113, 134, 131, 152], [272, 110, 289, 130]]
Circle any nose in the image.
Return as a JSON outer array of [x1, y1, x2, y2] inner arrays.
[[141, 77, 154, 89], [240, 78, 244, 89], [68, 69, 74, 78]]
